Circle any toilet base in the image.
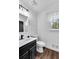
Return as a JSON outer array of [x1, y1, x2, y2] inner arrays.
[[37, 47, 43, 53]]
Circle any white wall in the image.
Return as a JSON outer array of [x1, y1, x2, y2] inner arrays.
[[28, 12, 38, 36], [37, 3, 59, 51]]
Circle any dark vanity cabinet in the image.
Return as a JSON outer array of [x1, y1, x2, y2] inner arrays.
[[19, 40, 36, 59]]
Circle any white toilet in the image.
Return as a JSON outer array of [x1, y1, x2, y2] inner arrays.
[[37, 41, 45, 53]]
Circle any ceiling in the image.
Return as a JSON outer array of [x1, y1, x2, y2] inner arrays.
[[20, 0, 58, 13]]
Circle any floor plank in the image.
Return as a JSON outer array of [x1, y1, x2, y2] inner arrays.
[[35, 48, 59, 59]]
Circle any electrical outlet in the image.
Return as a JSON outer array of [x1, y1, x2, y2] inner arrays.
[[52, 44, 59, 49]]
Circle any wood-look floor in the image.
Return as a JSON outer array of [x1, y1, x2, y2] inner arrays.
[[35, 48, 59, 59]]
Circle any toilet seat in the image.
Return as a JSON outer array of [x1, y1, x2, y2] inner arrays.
[[37, 41, 45, 47]]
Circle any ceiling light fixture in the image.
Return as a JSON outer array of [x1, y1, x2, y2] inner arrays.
[[19, 4, 31, 17]]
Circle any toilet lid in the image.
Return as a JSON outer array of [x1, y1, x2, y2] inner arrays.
[[37, 41, 45, 46]]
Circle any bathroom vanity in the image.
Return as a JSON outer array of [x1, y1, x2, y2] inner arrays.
[[19, 38, 37, 59]]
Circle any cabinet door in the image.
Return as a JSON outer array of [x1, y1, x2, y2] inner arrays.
[[20, 51, 30, 59], [30, 45, 36, 59]]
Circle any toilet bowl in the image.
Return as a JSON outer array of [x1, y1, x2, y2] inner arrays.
[[37, 41, 45, 53]]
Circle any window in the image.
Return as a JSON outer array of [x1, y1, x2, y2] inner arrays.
[[49, 12, 59, 30]]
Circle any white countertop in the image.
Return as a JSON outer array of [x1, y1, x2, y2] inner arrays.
[[19, 37, 37, 48]]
